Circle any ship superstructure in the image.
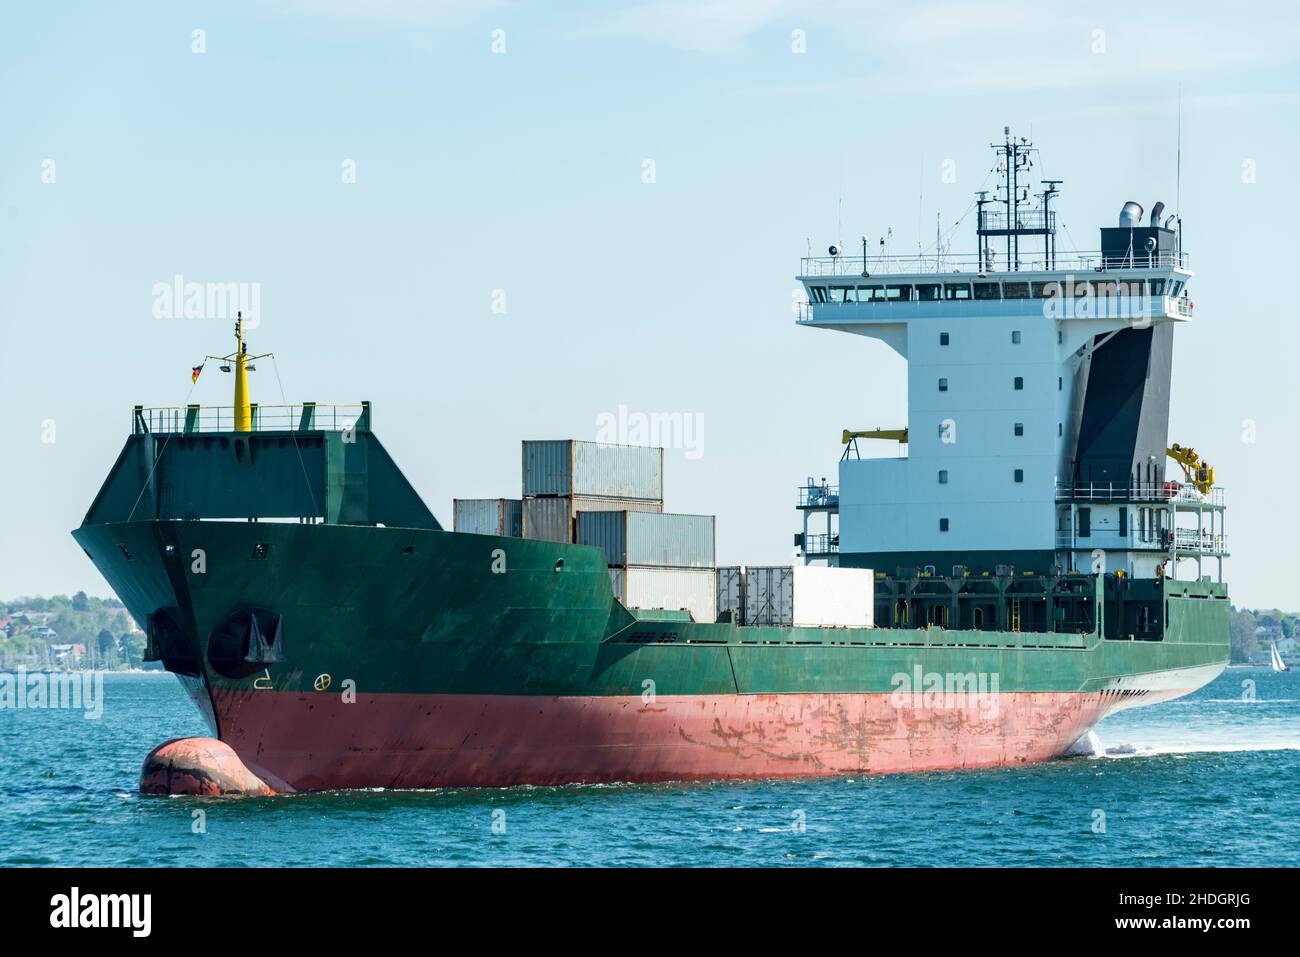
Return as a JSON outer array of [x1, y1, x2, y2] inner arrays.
[[795, 130, 1226, 639]]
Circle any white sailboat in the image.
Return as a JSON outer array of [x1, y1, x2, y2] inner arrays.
[[1269, 639, 1290, 673]]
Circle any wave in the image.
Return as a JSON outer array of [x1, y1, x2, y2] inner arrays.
[[1087, 735, 1300, 758]]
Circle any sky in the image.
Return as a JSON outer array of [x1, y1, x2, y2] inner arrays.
[[1, 0, 1298, 608]]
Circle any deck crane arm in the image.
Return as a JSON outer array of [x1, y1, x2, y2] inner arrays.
[[1166, 443, 1215, 494], [841, 428, 909, 461], [842, 428, 909, 444]]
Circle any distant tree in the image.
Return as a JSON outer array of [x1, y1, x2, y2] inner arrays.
[[72, 591, 90, 612], [1228, 608, 1259, 664]]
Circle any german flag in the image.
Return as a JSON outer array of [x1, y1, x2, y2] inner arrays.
[[191, 364, 203, 384]]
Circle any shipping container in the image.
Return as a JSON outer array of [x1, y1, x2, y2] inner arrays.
[[716, 566, 744, 623], [452, 498, 522, 537], [576, 511, 715, 568], [744, 565, 794, 626], [522, 440, 663, 500], [522, 495, 660, 543], [791, 565, 874, 628], [609, 566, 716, 624]]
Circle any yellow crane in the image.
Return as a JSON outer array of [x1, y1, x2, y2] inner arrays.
[[842, 428, 909, 461], [842, 428, 909, 444], [1166, 443, 1215, 494]]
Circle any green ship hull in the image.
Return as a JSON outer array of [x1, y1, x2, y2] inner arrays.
[[74, 486, 1229, 789]]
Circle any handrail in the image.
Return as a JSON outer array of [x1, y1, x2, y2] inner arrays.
[[798, 485, 839, 508], [798, 248, 1189, 277], [1056, 483, 1224, 506], [803, 533, 839, 555], [132, 403, 370, 435]]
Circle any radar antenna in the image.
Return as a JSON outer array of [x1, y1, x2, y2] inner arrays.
[[976, 127, 1060, 272]]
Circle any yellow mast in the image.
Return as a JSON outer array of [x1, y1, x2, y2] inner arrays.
[[205, 311, 270, 432], [233, 313, 251, 432]]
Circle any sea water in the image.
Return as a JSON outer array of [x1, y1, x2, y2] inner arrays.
[[1, 668, 1296, 866]]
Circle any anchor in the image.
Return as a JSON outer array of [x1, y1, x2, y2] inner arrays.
[[243, 613, 285, 665]]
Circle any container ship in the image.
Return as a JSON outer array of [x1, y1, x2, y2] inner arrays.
[[75, 132, 1230, 792]]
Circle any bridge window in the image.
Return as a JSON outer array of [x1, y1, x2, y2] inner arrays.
[[1003, 282, 1030, 299], [829, 286, 848, 302], [1032, 281, 1062, 298], [887, 285, 912, 301], [916, 284, 940, 301], [944, 283, 971, 300], [974, 282, 1000, 300], [1149, 279, 1166, 295], [1073, 281, 1092, 298]]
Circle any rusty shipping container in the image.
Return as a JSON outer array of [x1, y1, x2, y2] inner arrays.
[[523, 495, 661, 543], [522, 440, 663, 501], [453, 498, 522, 537], [576, 510, 715, 568]]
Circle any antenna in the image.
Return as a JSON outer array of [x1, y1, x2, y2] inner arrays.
[[1176, 83, 1183, 255], [978, 127, 1055, 272]]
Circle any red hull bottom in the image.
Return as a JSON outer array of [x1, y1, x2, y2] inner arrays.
[[208, 687, 1191, 792]]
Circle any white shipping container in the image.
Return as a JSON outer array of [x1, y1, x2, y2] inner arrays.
[[453, 498, 522, 537], [523, 495, 661, 543], [577, 511, 715, 568], [522, 440, 664, 500], [716, 566, 744, 622], [792, 565, 874, 628], [744, 565, 794, 626], [609, 566, 716, 624]]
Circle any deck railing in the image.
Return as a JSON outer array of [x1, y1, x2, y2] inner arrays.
[[798, 485, 839, 508], [132, 403, 370, 435], [1056, 483, 1224, 507], [798, 248, 1189, 277], [803, 533, 839, 555]]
